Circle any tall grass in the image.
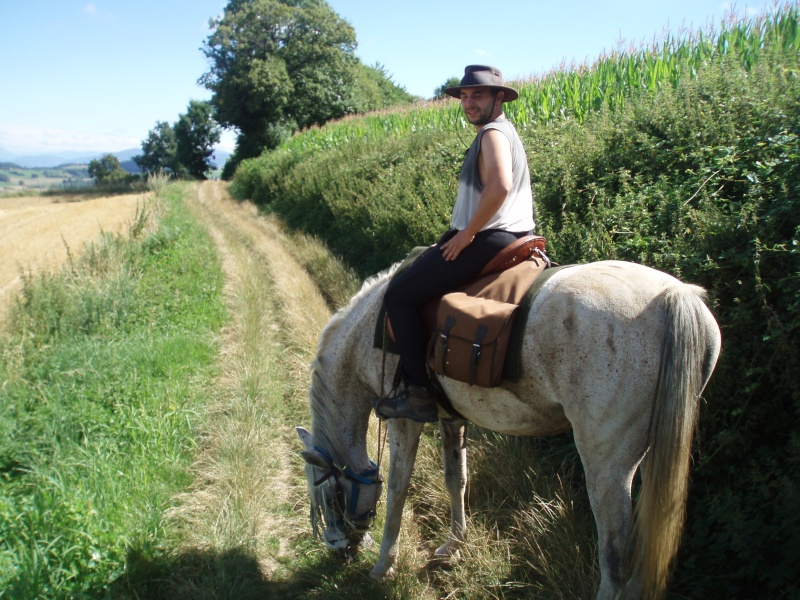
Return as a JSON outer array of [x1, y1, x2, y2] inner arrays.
[[0, 184, 225, 597]]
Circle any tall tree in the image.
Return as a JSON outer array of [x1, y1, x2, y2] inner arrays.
[[200, 0, 360, 164], [434, 77, 462, 100], [174, 100, 221, 180], [134, 121, 178, 175], [88, 154, 127, 184]]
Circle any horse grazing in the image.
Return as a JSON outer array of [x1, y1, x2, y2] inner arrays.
[[296, 259, 720, 599]]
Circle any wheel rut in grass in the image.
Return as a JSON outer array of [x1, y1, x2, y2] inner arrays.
[[168, 181, 333, 579]]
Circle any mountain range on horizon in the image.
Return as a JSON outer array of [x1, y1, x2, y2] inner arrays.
[[0, 146, 231, 170]]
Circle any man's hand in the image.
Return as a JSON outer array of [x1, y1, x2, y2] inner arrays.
[[440, 230, 475, 261]]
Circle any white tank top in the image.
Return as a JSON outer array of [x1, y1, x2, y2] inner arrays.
[[450, 118, 536, 233]]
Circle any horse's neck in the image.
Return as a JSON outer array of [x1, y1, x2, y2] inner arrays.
[[310, 274, 388, 470]]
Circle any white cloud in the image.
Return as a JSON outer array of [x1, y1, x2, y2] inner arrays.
[[475, 48, 492, 58], [83, 4, 98, 16], [0, 123, 140, 154]]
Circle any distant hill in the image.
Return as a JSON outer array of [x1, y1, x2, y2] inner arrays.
[[0, 147, 231, 171]]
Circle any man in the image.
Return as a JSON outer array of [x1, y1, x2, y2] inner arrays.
[[373, 65, 535, 422]]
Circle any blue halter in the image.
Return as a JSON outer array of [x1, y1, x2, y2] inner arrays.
[[312, 445, 382, 524]]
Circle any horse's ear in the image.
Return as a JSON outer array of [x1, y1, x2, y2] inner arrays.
[[300, 449, 330, 470], [296, 426, 313, 450]]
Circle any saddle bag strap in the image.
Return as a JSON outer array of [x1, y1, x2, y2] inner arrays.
[[469, 324, 489, 386], [438, 316, 456, 374]]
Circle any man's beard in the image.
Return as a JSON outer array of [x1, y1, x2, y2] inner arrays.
[[466, 105, 494, 126]]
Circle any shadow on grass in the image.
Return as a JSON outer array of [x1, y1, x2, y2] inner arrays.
[[111, 544, 392, 600]]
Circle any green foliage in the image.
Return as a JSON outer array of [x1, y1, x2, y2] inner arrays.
[[352, 62, 418, 109], [88, 153, 127, 184], [231, 4, 800, 596], [201, 0, 416, 176], [232, 131, 464, 275], [174, 100, 221, 180], [434, 76, 461, 99], [201, 0, 360, 163], [134, 120, 179, 175], [0, 185, 226, 597]]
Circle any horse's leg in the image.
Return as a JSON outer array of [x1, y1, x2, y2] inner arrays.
[[433, 418, 468, 561], [576, 435, 642, 600], [371, 418, 424, 579]]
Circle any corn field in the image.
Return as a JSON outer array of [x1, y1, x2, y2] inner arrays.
[[280, 2, 799, 153]]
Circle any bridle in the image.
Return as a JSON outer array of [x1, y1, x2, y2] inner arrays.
[[310, 444, 383, 536]]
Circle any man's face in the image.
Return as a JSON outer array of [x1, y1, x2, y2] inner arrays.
[[460, 86, 501, 126]]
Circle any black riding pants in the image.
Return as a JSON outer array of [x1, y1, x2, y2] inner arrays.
[[384, 228, 531, 388]]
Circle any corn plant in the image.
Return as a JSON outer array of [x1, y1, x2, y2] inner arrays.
[[273, 2, 798, 156]]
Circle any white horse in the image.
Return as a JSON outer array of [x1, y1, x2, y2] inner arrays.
[[296, 259, 721, 599]]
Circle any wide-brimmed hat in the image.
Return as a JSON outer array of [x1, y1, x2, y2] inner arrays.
[[444, 65, 519, 102]]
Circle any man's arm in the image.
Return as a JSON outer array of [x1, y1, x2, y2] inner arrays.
[[440, 128, 513, 261]]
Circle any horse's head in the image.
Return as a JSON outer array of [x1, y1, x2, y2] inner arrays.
[[296, 427, 383, 554]]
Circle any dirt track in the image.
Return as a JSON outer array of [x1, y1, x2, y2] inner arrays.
[[0, 192, 145, 320]]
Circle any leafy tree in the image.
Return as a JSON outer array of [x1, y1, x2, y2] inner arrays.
[[203, 0, 415, 177], [434, 77, 462, 99], [88, 154, 126, 184], [174, 100, 221, 180], [201, 0, 359, 162], [134, 121, 178, 175], [354, 62, 417, 109]]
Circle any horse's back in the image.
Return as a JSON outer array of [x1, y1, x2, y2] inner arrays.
[[444, 261, 715, 437]]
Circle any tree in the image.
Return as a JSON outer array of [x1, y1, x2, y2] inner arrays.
[[434, 77, 462, 100], [174, 100, 221, 180], [88, 154, 127, 184], [353, 63, 417, 110], [134, 121, 178, 176], [200, 0, 361, 164]]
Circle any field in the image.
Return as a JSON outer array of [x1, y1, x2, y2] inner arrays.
[[0, 192, 145, 318], [1, 4, 798, 597], [0, 164, 91, 193]]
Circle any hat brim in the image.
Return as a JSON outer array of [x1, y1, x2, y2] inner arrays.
[[444, 84, 519, 102]]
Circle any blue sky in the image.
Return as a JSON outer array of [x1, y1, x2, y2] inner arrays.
[[0, 0, 780, 155]]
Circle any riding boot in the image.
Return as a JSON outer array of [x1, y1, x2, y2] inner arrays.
[[373, 385, 438, 423]]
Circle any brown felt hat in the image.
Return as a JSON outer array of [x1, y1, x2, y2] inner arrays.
[[444, 65, 519, 102]]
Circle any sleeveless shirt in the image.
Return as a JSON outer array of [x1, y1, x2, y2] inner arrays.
[[450, 118, 536, 233]]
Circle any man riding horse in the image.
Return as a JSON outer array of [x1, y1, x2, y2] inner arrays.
[[374, 65, 536, 422]]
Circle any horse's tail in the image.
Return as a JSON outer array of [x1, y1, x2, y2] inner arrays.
[[624, 284, 721, 599]]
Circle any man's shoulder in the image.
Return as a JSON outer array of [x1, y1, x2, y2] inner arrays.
[[482, 118, 519, 138]]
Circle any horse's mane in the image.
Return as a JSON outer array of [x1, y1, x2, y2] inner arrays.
[[307, 264, 398, 461]]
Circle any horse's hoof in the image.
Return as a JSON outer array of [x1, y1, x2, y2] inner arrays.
[[430, 545, 461, 567], [370, 565, 395, 580]]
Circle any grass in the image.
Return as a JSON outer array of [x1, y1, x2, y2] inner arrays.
[[0, 181, 226, 598]]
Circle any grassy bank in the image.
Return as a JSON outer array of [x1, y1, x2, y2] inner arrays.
[[0, 183, 226, 597]]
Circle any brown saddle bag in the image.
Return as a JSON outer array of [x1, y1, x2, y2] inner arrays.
[[429, 293, 518, 387], [427, 253, 547, 388]]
